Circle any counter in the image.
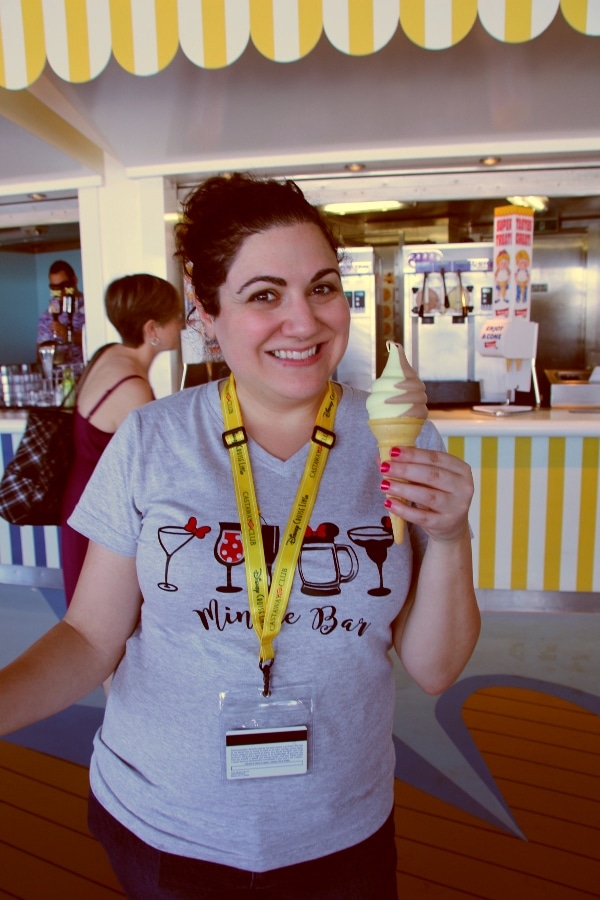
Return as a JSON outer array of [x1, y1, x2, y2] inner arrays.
[[0, 408, 598, 595], [431, 408, 600, 593]]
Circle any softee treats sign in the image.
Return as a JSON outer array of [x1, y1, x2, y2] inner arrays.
[[493, 206, 534, 320]]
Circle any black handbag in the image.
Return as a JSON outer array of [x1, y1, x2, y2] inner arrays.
[[0, 346, 116, 528], [0, 403, 75, 527]]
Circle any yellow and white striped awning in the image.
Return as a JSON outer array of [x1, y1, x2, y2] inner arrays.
[[1, 0, 599, 90]]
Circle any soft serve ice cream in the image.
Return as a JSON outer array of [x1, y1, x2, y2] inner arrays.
[[367, 342, 428, 543], [367, 341, 428, 420]]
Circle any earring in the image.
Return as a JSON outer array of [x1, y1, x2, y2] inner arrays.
[[150, 337, 160, 347]]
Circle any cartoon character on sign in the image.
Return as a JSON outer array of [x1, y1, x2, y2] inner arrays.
[[494, 250, 510, 304], [514, 249, 530, 304]]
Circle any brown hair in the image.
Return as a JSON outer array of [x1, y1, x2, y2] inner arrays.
[[49, 260, 77, 283], [104, 274, 181, 348], [174, 172, 342, 317]]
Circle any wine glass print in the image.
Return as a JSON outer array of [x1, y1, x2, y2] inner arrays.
[[158, 526, 196, 591], [214, 522, 244, 593], [347, 525, 394, 596]]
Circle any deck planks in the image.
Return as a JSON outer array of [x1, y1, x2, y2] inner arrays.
[[0, 741, 124, 898], [395, 686, 600, 899], [2, 684, 599, 899]]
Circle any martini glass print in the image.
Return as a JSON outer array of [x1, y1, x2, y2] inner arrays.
[[214, 522, 244, 593], [158, 526, 196, 591], [347, 526, 394, 596]]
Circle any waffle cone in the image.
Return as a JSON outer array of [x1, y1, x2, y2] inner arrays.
[[368, 417, 426, 543]]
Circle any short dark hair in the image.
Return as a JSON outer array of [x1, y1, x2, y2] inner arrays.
[[174, 172, 342, 317], [104, 274, 181, 348], [49, 260, 77, 282]]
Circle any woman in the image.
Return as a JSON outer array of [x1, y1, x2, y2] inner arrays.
[[0, 175, 479, 899], [61, 273, 183, 604]]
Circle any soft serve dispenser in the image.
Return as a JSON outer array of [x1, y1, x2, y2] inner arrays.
[[403, 243, 508, 404]]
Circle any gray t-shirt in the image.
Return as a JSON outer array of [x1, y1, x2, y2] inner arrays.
[[70, 381, 445, 871]]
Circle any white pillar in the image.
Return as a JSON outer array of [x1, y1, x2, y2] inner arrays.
[[78, 156, 181, 396]]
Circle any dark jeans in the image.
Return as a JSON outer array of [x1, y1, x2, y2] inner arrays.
[[88, 791, 398, 899]]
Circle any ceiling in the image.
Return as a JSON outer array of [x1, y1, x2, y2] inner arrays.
[[327, 194, 600, 246], [0, 219, 80, 253], [1, 14, 600, 241], [4, 193, 600, 254]]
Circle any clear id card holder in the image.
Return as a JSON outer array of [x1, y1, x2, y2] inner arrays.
[[219, 684, 314, 782]]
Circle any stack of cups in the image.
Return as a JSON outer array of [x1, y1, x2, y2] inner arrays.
[[0, 364, 44, 407], [0, 365, 12, 406]]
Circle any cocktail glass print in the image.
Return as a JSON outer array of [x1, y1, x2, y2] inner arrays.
[[347, 525, 394, 596], [158, 526, 195, 591], [214, 522, 244, 593]]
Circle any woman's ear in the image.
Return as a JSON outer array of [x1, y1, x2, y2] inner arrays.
[[143, 319, 160, 345], [196, 302, 216, 338]]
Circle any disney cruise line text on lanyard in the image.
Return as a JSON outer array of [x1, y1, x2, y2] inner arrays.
[[221, 375, 337, 696]]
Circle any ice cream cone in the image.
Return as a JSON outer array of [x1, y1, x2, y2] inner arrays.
[[368, 417, 425, 543]]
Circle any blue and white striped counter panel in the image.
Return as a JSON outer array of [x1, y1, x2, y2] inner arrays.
[[0, 426, 62, 573]]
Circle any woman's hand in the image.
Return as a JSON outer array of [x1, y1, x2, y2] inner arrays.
[[379, 445, 473, 544], [385, 445, 480, 694]]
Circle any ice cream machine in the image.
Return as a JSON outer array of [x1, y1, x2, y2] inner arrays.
[[402, 243, 538, 405], [336, 247, 378, 392]]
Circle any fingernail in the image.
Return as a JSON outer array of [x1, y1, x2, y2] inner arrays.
[[390, 447, 401, 458], [384, 498, 392, 508], [380, 461, 390, 473], [380, 480, 391, 491]]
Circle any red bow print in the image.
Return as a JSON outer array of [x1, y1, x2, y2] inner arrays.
[[305, 523, 328, 539], [184, 517, 211, 539]]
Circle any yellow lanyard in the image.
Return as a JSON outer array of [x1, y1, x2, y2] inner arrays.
[[221, 376, 337, 695]]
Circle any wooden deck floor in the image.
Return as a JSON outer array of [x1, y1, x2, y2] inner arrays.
[[394, 686, 600, 898], [0, 741, 124, 899], [1, 685, 599, 898]]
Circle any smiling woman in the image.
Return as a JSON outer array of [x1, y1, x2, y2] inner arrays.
[[0, 172, 480, 900], [174, 174, 352, 455], [194, 224, 350, 448]]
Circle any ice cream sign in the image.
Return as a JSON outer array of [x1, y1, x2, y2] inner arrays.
[[480, 322, 505, 352], [493, 205, 534, 319]]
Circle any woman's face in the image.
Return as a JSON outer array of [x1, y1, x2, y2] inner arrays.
[[200, 223, 350, 410]]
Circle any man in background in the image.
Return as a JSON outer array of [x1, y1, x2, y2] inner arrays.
[[37, 260, 85, 366]]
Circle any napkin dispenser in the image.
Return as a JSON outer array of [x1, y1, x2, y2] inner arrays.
[[545, 368, 600, 407]]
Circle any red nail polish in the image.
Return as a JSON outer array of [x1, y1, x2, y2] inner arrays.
[[384, 498, 392, 508], [380, 461, 390, 473], [380, 479, 391, 491], [390, 447, 401, 458]]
